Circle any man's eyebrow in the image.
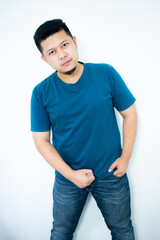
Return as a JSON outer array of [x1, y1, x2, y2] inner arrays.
[[60, 39, 68, 45], [46, 47, 55, 53], [46, 39, 69, 53]]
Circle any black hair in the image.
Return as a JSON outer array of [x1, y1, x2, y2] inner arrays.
[[33, 19, 73, 54]]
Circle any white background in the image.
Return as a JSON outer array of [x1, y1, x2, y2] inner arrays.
[[0, 0, 160, 239]]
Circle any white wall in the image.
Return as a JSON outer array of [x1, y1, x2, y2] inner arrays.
[[0, 0, 160, 239]]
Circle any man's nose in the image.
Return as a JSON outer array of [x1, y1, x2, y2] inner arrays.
[[58, 49, 67, 60]]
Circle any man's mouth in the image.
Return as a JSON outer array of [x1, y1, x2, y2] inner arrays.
[[62, 59, 72, 66]]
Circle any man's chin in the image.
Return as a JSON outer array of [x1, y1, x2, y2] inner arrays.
[[63, 66, 77, 75]]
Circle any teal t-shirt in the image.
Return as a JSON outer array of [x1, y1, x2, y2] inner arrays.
[[31, 62, 136, 180]]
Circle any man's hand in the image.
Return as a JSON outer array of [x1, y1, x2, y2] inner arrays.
[[108, 157, 129, 177], [70, 169, 95, 188]]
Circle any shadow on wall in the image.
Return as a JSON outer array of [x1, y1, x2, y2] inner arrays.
[[73, 193, 111, 240], [73, 193, 92, 239], [0, 217, 16, 240]]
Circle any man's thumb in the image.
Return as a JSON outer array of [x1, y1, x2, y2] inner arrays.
[[84, 169, 93, 176], [108, 162, 116, 172]]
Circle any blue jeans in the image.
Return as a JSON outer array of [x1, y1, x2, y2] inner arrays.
[[50, 173, 135, 240]]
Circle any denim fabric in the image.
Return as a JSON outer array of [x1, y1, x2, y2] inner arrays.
[[50, 174, 135, 240]]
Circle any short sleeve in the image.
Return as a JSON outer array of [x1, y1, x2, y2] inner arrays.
[[30, 87, 51, 132], [111, 67, 136, 111]]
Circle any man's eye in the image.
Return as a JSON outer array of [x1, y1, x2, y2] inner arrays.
[[63, 43, 68, 47], [49, 51, 55, 55]]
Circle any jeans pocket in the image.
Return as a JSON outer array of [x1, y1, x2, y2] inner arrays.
[[112, 172, 127, 179]]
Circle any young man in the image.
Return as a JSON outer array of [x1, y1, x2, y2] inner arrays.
[[31, 19, 137, 240]]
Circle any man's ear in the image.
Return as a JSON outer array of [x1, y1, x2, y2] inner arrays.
[[73, 36, 78, 48], [41, 55, 47, 63]]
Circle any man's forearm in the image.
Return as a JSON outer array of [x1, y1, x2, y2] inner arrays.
[[108, 104, 137, 176], [121, 106, 137, 162], [35, 140, 74, 180], [34, 139, 95, 188]]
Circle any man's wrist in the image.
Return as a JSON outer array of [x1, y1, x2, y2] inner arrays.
[[121, 150, 132, 163], [63, 167, 76, 182]]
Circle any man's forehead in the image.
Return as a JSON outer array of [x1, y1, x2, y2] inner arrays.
[[41, 31, 71, 52]]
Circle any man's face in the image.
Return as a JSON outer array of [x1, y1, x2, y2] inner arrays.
[[41, 30, 79, 75]]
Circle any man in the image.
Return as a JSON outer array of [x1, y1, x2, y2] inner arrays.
[[31, 19, 137, 240]]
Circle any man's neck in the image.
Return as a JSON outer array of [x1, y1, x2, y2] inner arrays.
[[57, 62, 84, 84]]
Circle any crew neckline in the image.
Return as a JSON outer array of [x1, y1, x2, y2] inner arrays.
[[54, 61, 85, 87]]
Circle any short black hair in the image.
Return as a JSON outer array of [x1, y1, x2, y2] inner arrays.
[[33, 19, 73, 54]]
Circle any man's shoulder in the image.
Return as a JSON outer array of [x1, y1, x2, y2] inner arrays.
[[84, 62, 114, 78], [33, 72, 56, 93], [85, 62, 113, 71]]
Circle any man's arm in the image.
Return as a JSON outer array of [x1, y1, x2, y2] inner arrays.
[[108, 103, 137, 177], [32, 131, 95, 188]]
